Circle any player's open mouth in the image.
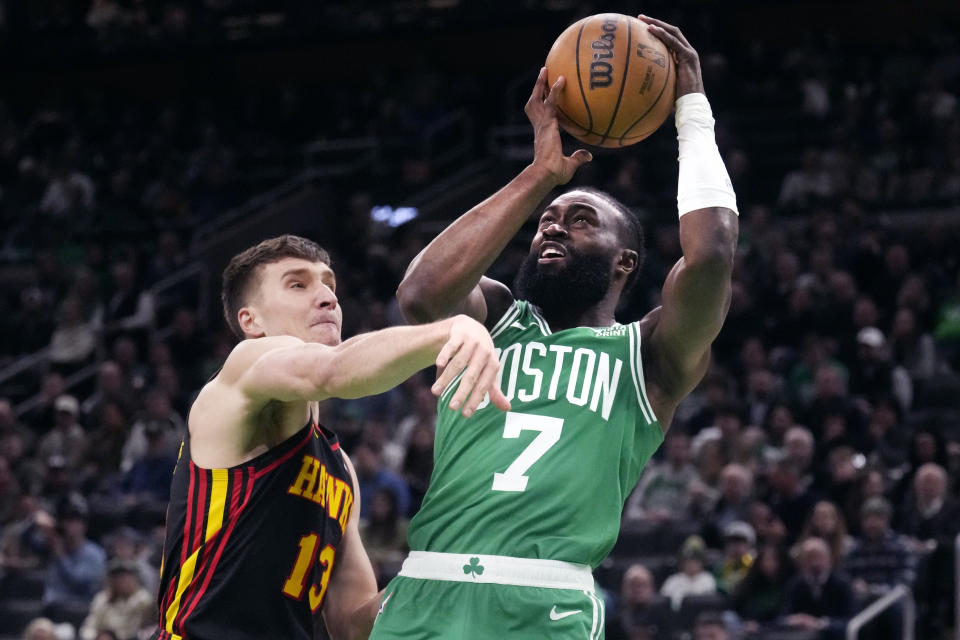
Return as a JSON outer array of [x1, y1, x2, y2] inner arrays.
[[538, 242, 567, 263]]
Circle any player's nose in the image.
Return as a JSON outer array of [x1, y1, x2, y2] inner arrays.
[[543, 221, 568, 237], [314, 284, 338, 309]]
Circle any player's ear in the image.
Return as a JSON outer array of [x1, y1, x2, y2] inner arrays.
[[238, 306, 265, 338], [617, 249, 638, 277]]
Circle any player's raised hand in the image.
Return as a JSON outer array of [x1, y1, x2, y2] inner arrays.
[[432, 315, 510, 417], [525, 67, 592, 186], [638, 15, 704, 97]]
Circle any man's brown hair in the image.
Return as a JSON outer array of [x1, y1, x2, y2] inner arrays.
[[221, 235, 330, 338]]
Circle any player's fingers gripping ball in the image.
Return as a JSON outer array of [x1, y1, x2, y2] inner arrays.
[[546, 13, 677, 148]]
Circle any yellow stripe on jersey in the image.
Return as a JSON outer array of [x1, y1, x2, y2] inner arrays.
[[164, 547, 200, 632], [205, 468, 228, 542]]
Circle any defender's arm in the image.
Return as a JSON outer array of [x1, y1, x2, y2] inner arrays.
[[222, 315, 509, 416]]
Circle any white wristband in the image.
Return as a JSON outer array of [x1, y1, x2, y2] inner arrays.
[[675, 93, 738, 217]]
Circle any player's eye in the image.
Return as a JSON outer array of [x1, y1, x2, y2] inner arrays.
[[289, 282, 305, 289]]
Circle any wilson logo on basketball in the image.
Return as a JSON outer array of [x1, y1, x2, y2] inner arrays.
[[589, 18, 617, 89]]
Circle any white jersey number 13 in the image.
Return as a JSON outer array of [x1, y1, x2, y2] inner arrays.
[[492, 411, 563, 492]]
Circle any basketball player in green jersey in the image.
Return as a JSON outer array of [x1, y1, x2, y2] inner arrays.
[[368, 16, 737, 640]]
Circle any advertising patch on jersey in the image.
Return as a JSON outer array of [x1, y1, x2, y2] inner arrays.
[[592, 326, 627, 337]]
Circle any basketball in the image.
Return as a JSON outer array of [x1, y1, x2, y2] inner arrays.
[[545, 13, 677, 148]]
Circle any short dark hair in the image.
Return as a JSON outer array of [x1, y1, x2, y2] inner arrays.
[[562, 186, 645, 294], [221, 235, 330, 338]]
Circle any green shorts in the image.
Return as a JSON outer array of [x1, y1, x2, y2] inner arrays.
[[368, 552, 605, 640]]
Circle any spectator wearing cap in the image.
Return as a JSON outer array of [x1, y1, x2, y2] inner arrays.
[[779, 537, 854, 640], [608, 564, 671, 640], [624, 432, 700, 526], [36, 395, 87, 471], [849, 327, 912, 411], [842, 498, 917, 597], [41, 494, 107, 615], [38, 453, 77, 505], [842, 497, 916, 640], [660, 536, 717, 611], [713, 521, 755, 594], [78, 558, 154, 640]]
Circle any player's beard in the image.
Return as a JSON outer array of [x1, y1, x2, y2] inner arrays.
[[515, 246, 612, 319]]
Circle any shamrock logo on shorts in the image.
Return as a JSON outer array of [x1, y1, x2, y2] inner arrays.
[[462, 557, 484, 578]]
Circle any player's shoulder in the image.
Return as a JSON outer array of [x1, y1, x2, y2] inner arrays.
[[634, 306, 662, 342], [218, 335, 305, 386], [478, 277, 515, 330]]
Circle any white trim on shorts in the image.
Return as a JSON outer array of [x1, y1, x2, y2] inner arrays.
[[398, 551, 595, 592]]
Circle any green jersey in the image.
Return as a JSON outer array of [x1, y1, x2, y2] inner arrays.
[[408, 300, 664, 568]]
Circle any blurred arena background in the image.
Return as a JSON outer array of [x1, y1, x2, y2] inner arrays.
[[0, 1, 959, 639]]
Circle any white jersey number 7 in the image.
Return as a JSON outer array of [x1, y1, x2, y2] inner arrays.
[[492, 411, 564, 492]]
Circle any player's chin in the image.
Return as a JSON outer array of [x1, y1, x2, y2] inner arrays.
[[306, 323, 342, 346]]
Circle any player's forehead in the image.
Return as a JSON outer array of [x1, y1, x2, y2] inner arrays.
[[543, 191, 618, 222], [261, 257, 335, 281]]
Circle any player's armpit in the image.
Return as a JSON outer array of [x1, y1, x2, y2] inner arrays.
[[321, 453, 380, 640]]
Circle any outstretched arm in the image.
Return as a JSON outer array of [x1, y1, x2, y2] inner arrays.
[[641, 16, 739, 407], [397, 68, 593, 327], [223, 315, 510, 418]]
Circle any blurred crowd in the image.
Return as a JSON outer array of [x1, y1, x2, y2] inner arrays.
[[1, 1, 959, 640]]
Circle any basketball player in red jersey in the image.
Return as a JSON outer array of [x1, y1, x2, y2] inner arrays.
[[152, 235, 509, 640]]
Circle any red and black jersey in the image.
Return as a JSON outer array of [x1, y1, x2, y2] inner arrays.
[[152, 420, 354, 640]]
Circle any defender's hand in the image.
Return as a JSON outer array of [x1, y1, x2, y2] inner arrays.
[[638, 15, 704, 97], [432, 315, 510, 417], [525, 67, 592, 186]]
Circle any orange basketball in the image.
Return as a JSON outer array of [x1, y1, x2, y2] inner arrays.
[[545, 13, 677, 148]]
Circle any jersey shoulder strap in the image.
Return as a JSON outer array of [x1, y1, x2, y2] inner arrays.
[[626, 321, 658, 426]]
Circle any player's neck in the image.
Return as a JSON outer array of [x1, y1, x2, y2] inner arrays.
[[541, 302, 617, 332]]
